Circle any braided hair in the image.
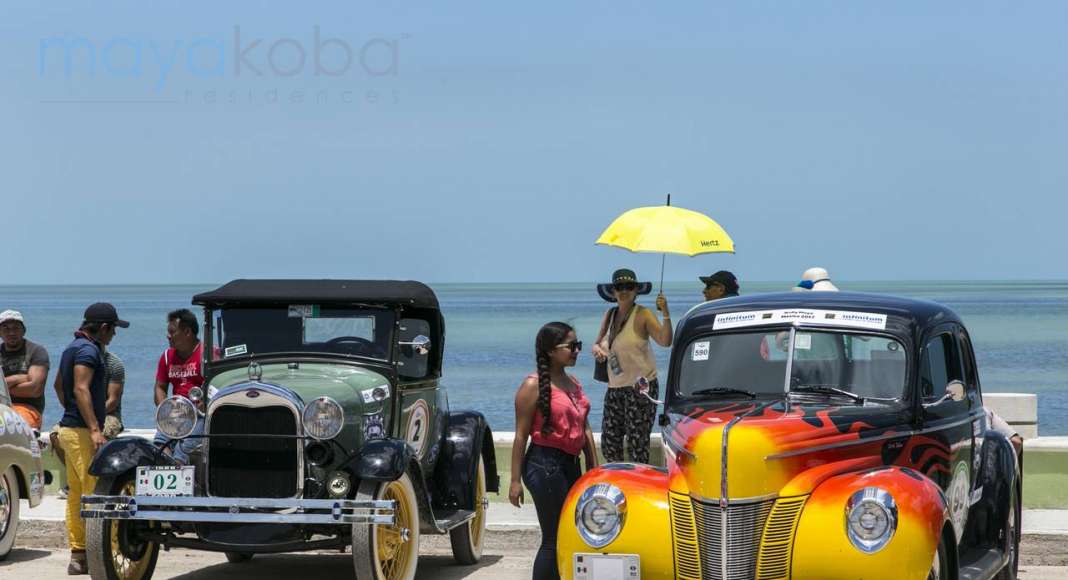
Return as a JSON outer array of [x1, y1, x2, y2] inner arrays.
[[534, 322, 574, 436]]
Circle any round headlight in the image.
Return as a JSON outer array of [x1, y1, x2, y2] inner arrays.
[[156, 396, 197, 439], [575, 483, 626, 548], [845, 487, 897, 553], [302, 397, 344, 440]]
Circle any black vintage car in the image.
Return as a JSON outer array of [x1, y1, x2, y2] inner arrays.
[[82, 279, 499, 580], [556, 292, 1021, 580]]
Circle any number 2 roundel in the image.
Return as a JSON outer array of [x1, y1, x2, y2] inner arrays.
[[404, 399, 431, 459]]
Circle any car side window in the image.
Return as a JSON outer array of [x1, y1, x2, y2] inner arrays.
[[397, 318, 432, 380], [920, 332, 963, 401], [958, 329, 980, 395]]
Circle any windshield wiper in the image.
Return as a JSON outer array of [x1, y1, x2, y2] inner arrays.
[[789, 385, 864, 403], [690, 387, 756, 399]]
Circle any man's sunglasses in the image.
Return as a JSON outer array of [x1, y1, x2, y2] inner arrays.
[[555, 341, 583, 353], [613, 283, 637, 292]]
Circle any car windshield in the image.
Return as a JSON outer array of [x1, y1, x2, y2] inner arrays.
[[677, 329, 907, 400], [209, 306, 394, 361]]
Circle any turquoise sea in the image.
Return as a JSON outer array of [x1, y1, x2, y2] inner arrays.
[[3, 282, 1066, 435]]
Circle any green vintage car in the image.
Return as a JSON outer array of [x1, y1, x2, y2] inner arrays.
[[0, 375, 46, 560], [82, 279, 499, 580]]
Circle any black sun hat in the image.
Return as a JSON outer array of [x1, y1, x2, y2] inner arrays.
[[597, 268, 653, 302]]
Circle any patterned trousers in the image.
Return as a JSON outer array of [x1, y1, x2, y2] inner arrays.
[[601, 379, 659, 464]]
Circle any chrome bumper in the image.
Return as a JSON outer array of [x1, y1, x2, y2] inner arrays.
[[81, 495, 395, 525]]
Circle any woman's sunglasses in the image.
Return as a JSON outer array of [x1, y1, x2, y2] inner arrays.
[[555, 341, 583, 353], [613, 283, 637, 292]]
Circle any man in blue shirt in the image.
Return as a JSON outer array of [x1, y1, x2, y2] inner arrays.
[[55, 302, 128, 575]]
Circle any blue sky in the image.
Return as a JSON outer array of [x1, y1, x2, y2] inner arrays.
[[3, 2, 1064, 284]]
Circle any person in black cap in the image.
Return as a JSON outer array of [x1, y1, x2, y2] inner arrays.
[[592, 269, 672, 464], [699, 270, 739, 301], [53, 302, 128, 575]]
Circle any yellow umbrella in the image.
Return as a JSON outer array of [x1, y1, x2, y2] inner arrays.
[[595, 195, 734, 291]]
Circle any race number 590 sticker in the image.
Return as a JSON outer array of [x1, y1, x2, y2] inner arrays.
[[404, 399, 431, 459]]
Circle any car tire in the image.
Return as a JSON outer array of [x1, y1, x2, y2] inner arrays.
[[995, 487, 1021, 580], [0, 467, 21, 561], [352, 472, 420, 580], [225, 552, 254, 563], [928, 534, 950, 580], [86, 474, 160, 580], [449, 453, 486, 565]]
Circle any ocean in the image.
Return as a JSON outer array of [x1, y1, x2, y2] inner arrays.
[[3, 281, 1066, 436]]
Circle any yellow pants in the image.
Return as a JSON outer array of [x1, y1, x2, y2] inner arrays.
[[58, 427, 98, 551]]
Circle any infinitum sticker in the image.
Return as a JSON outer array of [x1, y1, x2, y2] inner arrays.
[[224, 344, 248, 357], [692, 341, 710, 361], [713, 309, 887, 331], [288, 304, 320, 318]]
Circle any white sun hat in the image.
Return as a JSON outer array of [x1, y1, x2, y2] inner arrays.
[[793, 267, 839, 292]]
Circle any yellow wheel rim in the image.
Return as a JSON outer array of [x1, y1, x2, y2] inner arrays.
[[376, 481, 415, 580], [469, 461, 486, 548], [109, 481, 153, 580]]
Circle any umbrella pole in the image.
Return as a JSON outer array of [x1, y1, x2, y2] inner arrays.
[[659, 253, 665, 295]]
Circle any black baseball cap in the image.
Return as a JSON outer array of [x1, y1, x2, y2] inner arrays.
[[83, 302, 130, 328], [699, 270, 739, 293]]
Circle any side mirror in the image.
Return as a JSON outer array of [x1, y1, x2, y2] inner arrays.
[[923, 380, 966, 408], [398, 335, 432, 356]]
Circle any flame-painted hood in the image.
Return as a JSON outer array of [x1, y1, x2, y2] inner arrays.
[[663, 399, 912, 500]]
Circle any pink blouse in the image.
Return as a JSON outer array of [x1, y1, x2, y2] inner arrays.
[[528, 373, 591, 456]]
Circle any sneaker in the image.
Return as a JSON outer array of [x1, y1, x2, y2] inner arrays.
[[68, 551, 88, 575], [57, 486, 68, 499]]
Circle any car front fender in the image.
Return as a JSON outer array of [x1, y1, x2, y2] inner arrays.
[[791, 466, 947, 580], [556, 463, 674, 580], [346, 438, 412, 482], [431, 411, 500, 512], [88, 436, 175, 478]]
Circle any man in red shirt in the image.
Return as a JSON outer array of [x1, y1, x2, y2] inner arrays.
[[152, 309, 204, 463]]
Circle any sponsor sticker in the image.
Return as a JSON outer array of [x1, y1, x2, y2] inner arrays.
[[363, 413, 386, 440], [794, 334, 812, 350], [361, 384, 390, 404], [224, 344, 248, 358], [713, 308, 888, 331], [691, 341, 710, 361], [30, 437, 41, 458], [288, 304, 320, 318]]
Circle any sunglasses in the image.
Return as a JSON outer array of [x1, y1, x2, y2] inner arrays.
[[555, 341, 583, 353], [613, 283, 637, 292]]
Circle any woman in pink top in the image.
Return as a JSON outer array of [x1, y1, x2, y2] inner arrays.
[[509, 322, 597, 580]]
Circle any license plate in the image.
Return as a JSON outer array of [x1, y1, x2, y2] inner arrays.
[[573, 553, 640, 580], [136, 466, 195, 496]]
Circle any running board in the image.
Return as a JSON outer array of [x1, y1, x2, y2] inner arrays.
[[958, 548, 1008, 580], [434, 509, 475, 531]]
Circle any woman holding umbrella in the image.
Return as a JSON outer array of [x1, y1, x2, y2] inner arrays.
[[591, 268, 672, 464]]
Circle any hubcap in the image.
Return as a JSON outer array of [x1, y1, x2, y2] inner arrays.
[[376, 481, 415, 580], [0, 475, 10, 539]]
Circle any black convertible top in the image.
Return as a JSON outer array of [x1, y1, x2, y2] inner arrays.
[[193, 279, 439, 309]]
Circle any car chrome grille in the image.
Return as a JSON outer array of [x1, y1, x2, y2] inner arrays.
[[755, 496, 807, 580], [669, 492, 703, 580], [676, 497, 774, 580], [208, 405, 299, 498]]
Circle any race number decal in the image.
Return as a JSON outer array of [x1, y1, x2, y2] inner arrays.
[[946, 462, 970, 543], [404, 399, 431, 459]]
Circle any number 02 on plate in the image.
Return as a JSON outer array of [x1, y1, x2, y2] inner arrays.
[[136, 466, 195, 496]]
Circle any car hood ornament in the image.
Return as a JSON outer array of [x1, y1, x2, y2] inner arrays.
[[248, 360, 262, 382]]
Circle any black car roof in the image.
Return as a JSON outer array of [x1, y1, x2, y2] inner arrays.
[[683, 291, 961, 333], [193, 279, 439, 309]]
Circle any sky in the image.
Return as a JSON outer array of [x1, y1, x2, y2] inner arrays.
[[2, 2, 1065, 285]]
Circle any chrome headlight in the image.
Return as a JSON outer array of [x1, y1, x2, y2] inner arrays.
[[302, 396, 344, 440], [156, 396, 197, 439], [845, 487, 898, 553], [575, 483, 626, 548]]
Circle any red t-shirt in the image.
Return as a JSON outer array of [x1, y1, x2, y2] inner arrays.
[[156, 343, 204, 399], [528, 373, 591, 456]]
